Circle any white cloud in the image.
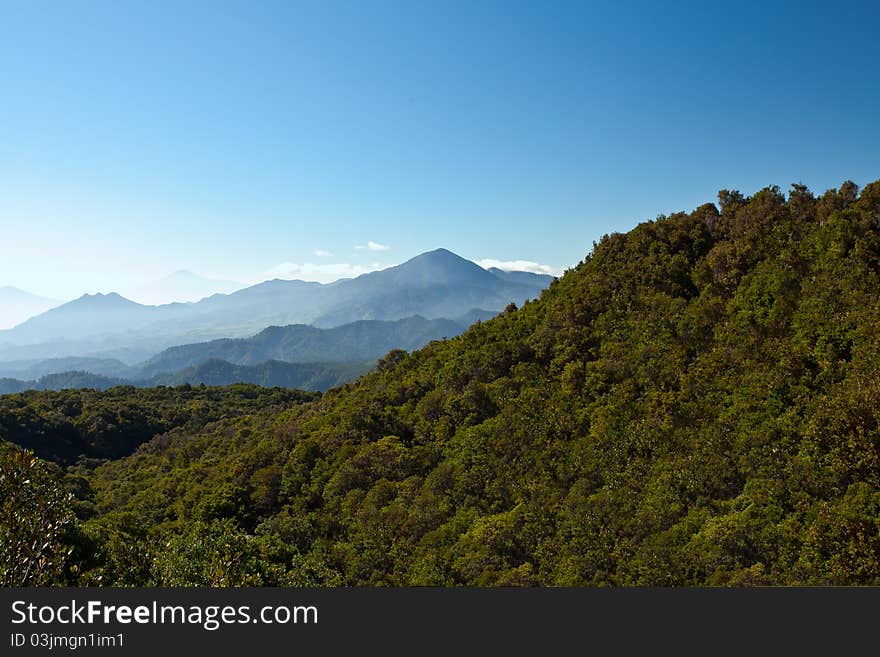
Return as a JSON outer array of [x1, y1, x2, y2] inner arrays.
[[313, 249, 334, 257], [355, 240, 391, 252], [474, 258, 563, 277], [262, 261, 390, 284]]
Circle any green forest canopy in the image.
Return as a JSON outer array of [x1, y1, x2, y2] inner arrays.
[[2, 179, 880, 586]]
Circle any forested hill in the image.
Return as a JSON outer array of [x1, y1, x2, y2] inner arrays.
[[0, 360, 370, 395], [4, 180, 880, 586]]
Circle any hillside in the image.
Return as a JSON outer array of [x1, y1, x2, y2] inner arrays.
[[0, 313, 495, 382], [139, 313, 494, 376], [0, 314, 488, 392], [0, 356, 140, 381], [3, 180, 880, 586], [149, 359, 370, 391], [0, 371, 127, 393], [0, 385, 316, 465], [0, 359, 370, 395]]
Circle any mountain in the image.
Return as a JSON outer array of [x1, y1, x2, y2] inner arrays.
[[0, 287, 62, 330], [486, 267, 554, 287], [0, 249, 552, 357], [0, 335, 174, 367], [0, 292, 162, 345], [0, 358, 370, 394], [306, 249, 548, 327], [0, 378, 27, 394], [0, 370, 127, 394], [0, 311, 496, 391], [149, 359, 371, 390], [134, 249, 547, 336], [138, 313, 493, 377], [128, 270, 243, 305], [0, 356, 138, 381], [0, 312, 498, 381], [5, 180, 879, 586]]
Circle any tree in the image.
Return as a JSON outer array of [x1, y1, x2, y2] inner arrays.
[[0, 446, 74, 586]]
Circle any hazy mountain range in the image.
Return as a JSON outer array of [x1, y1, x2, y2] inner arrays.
[[0, 313, 495, 391], [137, 313, 495, 376], [0, 249, 548, 393], [0, 360, 371, 394], [0, 287, 62, 330], [0, 249, 552, 365]]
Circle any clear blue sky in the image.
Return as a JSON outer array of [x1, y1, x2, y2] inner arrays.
[[1, 0, 878, 299]]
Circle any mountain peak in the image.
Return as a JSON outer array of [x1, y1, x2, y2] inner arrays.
[[412, 248, 470, 263], [372, 248, 490, 288], [426, 247, 456, 256], [400, 248, 484, 271], [70, 292, 142, 309]]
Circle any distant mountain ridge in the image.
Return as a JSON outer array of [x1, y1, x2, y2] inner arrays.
[[0, 286, 62, 330], [0, 371, 128, 394], [0, 311, 499, 392], [150, 359, 370, 390], [138, 312, 495, 377], [1, 292, 164, 344], [0, 312, 497, 382], [0, 250, 553, 361], [0, 358, 371, 394], [0, 356, 140, 381]]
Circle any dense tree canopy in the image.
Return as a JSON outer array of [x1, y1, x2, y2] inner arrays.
[[2, 180, 880, 585], [0, 384, 317, 464]]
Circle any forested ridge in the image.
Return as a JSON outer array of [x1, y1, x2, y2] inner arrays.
[[3, 179, 880, 586], [0, 360, 369, 395]]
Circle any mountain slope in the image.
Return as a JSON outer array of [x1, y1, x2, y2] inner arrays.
[[0, 356, 139, 381], [308, 249, 546, 327], [149, 359, 371, 390], [0, 311, 497, 393], [0, 385, 316, 464], [0, 371, 130, 394], [138, 314, 487, 376], [0, 358, 371, 395], [0, 293, 165, 344], [7, 180, 880, 586], [486, 267, 554, 287], [0, 379, 27, 395], [0, 287, 61, 330]]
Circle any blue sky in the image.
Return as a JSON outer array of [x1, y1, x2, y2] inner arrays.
[[1, 0, 878, 300]]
